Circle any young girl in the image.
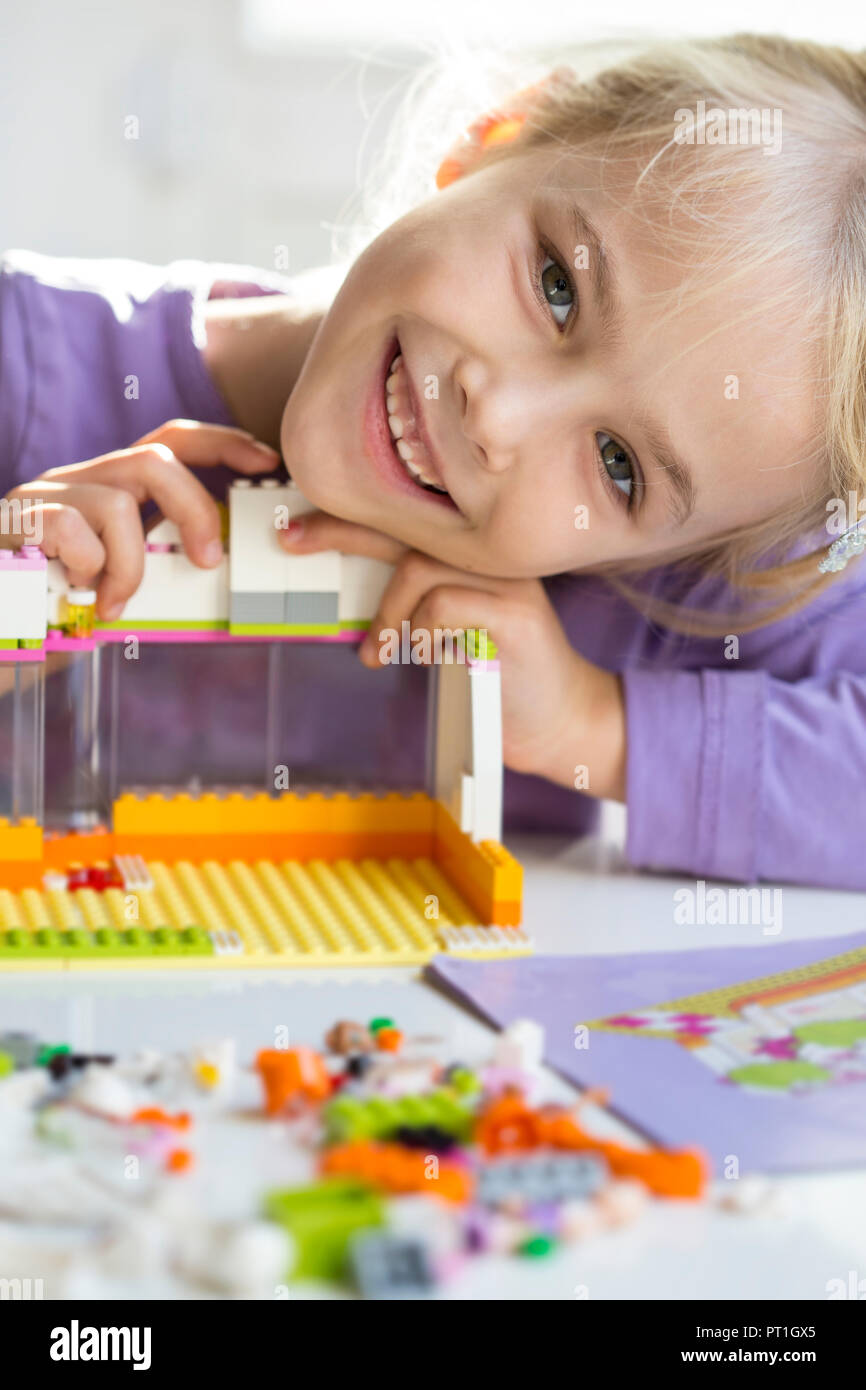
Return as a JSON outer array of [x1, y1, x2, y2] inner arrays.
[[3, 33, 865, 888]]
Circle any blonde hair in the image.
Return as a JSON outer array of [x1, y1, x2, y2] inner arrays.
[[341, 34, 866, 634]]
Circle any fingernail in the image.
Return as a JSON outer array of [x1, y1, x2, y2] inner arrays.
[[282, 518, 304, 545], [359, 635, 373, 660], [103, 602, 123, 620], [203, 539, 224, 566], [253, 440, 279, 456]]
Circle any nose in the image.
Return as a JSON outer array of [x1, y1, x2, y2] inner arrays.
[[454, 355, 559, 475]]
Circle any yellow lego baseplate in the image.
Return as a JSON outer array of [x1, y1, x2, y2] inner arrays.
[[0, 854, 531, 971], [0, 792, 529, 969]]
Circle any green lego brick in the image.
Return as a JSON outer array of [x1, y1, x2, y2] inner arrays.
[[0, 925, 213, 960], [95, 620, 228, 632], [18, 639, 43, 650], [228, 623, 341, 636], [464, 627, 498, 660], [322, 1088, 476, 1145], [263, 1179, 384, 1281]]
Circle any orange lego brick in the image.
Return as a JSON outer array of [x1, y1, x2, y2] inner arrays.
[[320, 1141, 473, 1204], [0, 818, 43, 863], [432, 805, 523, 925], [112, 790, 437, 842], [256, 1047, 332, 1114]]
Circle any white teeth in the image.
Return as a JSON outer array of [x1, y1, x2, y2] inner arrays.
[[385, 350, 448, 495]]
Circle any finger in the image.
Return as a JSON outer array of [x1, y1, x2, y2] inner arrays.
[[361, 583, 504, 668], [27, 501, 107, 587], [362, 551, 502, 660], [278, 508, 407, 564], [13, 480, 147, 617], [71, 446, 227, 569], [135, 420, 281, 474]]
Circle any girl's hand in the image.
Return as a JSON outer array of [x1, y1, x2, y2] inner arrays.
[[3, 420, 280, 620], [280, 512, 626, 801]]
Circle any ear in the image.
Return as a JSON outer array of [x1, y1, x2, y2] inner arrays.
[[435, 67, 574, 190]]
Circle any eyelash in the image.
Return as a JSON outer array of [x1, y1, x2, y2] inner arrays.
[[532, 241, 578, 331], [595, 442, 642, 514]]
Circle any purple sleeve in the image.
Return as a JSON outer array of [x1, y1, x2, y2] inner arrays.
[[624, 665, 866, 889], [0, 251, 290, 490]]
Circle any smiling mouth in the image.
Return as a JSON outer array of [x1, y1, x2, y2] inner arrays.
[[385, 352, 450, 496]]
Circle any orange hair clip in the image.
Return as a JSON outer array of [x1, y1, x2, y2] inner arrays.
[[435, 68, 573, 190]]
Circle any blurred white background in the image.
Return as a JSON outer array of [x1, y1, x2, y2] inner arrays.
[[0, 0, 861, 273]]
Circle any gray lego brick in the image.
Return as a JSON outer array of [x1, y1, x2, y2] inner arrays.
[[476, 1152, 607, 1207], [283, 592, 339, 625], [229, 592, 285, 625], [348, 1231, 436, 1300]]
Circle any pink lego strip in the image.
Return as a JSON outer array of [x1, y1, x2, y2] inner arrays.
[[0, 546, 47, 570], [0, 649, 45, 663], [44, 629, 363, 649]]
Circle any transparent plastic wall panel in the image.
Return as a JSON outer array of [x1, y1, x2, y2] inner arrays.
[[105, 640, 429, 802], [43, 649, 111, 831], [0, 662, 45, 825]]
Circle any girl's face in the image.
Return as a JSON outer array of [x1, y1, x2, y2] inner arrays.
[[281, 145, 819, 578]]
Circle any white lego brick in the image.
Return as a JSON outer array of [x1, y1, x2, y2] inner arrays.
[[121, 553, 229, 624], [431, 658, 503, 843], [230, 480, 342, 596], [145, 516, 183, 548], [230, 480, 295, 593], [468, 662, 503, 842], [0, 563, 47, 640], [338, 556, 393, 622], [493, 1018, 545, 1070], [285, 548, 342, 593]]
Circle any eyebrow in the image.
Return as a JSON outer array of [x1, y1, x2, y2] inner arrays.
[[567, 202, 697, 527]]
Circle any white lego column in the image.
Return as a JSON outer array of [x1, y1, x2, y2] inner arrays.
[[430, 653, 503, 843], [0, 547, 47, 640]]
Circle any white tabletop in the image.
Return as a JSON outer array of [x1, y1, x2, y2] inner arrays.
[[2, 829, 865, 1301]]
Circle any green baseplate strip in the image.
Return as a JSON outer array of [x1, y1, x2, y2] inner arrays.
[[0, 926, 213, 959]]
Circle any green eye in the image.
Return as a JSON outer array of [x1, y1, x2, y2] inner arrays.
[[540, 256, 573, 325], [597, 433, 634, 499]]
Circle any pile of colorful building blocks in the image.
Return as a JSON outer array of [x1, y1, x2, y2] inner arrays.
[[0, 1016, 707, 1299]]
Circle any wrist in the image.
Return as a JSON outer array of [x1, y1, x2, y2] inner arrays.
[[534, 661, 627, 802]]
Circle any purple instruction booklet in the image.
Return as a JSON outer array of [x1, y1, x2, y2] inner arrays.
[[426, 933, 866, 1175]]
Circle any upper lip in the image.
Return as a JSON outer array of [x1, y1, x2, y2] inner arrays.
[[397, 350, 453, 498]]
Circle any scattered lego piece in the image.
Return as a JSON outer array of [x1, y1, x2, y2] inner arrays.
[[325, 1021, 374, 1055], [492, 1019, 545, 1072], [48, 1052, 115, 1082], [0, 1031, 41, 1069], [131, 1108, 192, 1130], [369, 1017, 394, 1034], [321, 1141, 474, 1204], [349, 1230, 437, 1300], [66, 1064, 136, 1119], [264, 1179, 385, 1281], [476, 1153, 607, 1209], [323, 1088, 475, 1145], [375, 1027, 404, 1053], [166, 1148, 194, 1174], [256, 1047, 333, 1115]]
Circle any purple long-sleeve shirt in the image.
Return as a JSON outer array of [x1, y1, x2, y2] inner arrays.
[[2, 251, 865, 889]]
